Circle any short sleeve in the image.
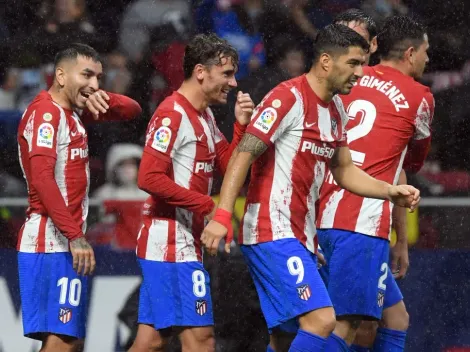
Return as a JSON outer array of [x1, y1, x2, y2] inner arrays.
[[413, 90, 434, 141], [245, 85, 298, 146], [23, 102, 62, 159], [144, 110, 184, 161]]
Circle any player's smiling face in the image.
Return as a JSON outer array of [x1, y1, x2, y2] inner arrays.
[[63, 55, 103, 109], [202, 55, 238, 105], [329, 46, 366, 95]]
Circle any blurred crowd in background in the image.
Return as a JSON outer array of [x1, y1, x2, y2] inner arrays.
[[0, 0, 470, 250]]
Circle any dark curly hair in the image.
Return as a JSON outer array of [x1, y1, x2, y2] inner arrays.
[[53, 43, 101, 71], [183, 33, 239, 80]]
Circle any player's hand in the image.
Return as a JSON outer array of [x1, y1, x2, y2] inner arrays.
[[201, 220, 228, 256], [85, 90, 110, 120], [234, 91, 254, 126], [70, 237, 96, 276], [391, 238, 409, 279], [316, 250, 327, 267], [387, 185, 420, 212]]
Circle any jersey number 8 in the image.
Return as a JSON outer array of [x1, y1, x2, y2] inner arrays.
[[192, 270, 206, 298]]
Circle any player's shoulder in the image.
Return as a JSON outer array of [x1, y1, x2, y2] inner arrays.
[[27, 91, 62, 116], [263, 76, 303, 107], [151, 93, 184, 124]]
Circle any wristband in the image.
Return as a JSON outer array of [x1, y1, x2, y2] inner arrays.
[[213, 208, 232, 229]]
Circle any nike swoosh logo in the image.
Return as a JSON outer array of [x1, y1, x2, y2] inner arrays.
[[305, 122, 316, 128], [197, 134, 204, 141], [71, 131, 77, 137]]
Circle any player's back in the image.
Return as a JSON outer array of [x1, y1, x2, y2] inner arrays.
[[138, 91, 223, 262], [17, 91, 90, 252], [317, 64, 434, 239]]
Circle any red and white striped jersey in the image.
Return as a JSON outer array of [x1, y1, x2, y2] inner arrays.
[[239, 75, 349, 253], [17, 91, 90, 253], [317, 65, 434, 240], [137, 92, 229, 262]]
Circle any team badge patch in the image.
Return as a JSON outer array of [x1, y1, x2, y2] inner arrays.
[[195, 299, 208, 316], [37, 123, 54, 148], [254, 107, 277, 134], [43, 112, 53, 121], [59, 308, 72, 324], [297, 284, 312, 301], [151, 126, 172, 152], [162, 117, 171, 126], [377, 291, 385, 308]]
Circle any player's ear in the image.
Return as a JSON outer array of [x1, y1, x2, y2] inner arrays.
[[194, 64, 206, 81], [319, 53, 332, 72], [56, 66, 66, 87], [369, 36, 378, 55], [403, 46, 415, 65]]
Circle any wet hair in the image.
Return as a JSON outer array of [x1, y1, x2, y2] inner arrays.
[[311, 24, 370, 63], [334, 8, 377, 40], [183, 33, 239, 80], [377, 16, 427, 61], [53, 43, 101, 70]]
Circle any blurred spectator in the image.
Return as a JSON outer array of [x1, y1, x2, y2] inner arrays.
[[102, 51, 133, 95], [89, 143, 147, 249], [361, 0, 408, 26], [32, 0, 110, 63], [119, 0, 191, 63], [196, 0, 266, 79]]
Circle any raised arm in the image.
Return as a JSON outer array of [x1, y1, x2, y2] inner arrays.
[[81, 91, 142, 122]]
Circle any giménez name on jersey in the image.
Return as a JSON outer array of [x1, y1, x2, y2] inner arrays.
[[301, 141, 335, 159], [358, 75, 410, 112]]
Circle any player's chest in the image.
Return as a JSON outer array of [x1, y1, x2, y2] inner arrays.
[[180, 114, 217, 159], [63, 114, 88, 164], [287, 106, 342, 162]]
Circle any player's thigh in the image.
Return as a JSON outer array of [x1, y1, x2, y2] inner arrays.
[[316, 229, 390, 320], [353, 321, 379, 348], [138, 259, 214, 330], [177, 326, 215, 352], [18, 252, 88, 340], [130, 324, 171, 352], [381, 300, 409, 331], [41, 333, 83, 352], [240, 238, 332, 331]]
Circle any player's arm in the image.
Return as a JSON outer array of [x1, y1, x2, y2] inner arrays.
[[138, 110, 215, 217], [403, 91, 435, 173], [214, 91, 254, 175], [329, 146, 420, 210], [81, 91, 142, 122], [26, 106, 95, 275], [391, 169, 409, 279], [202, 87, 297, 255]]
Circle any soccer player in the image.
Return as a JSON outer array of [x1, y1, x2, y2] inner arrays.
[[333, 9, 412, 352], [316, 16, 433, 351], [129, 34, 254, 352], [201, 24, 420, 352], [17, 43, 142, 352]]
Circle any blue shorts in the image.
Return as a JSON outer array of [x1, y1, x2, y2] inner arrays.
[[317, 229, 398, 319], [18, 252, 88, 340], [138, 260, 214, 330], [240, 238, 332, 330]]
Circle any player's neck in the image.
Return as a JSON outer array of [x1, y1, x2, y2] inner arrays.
[[305, 71, 333, 103], [48, 85, 73, 110], [177, 81, 209, 112], [379, 60, 412, 77]]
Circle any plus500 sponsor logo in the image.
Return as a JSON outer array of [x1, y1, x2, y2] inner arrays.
[[195, 162, 214, 173], [301, 141, 334, 159]]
